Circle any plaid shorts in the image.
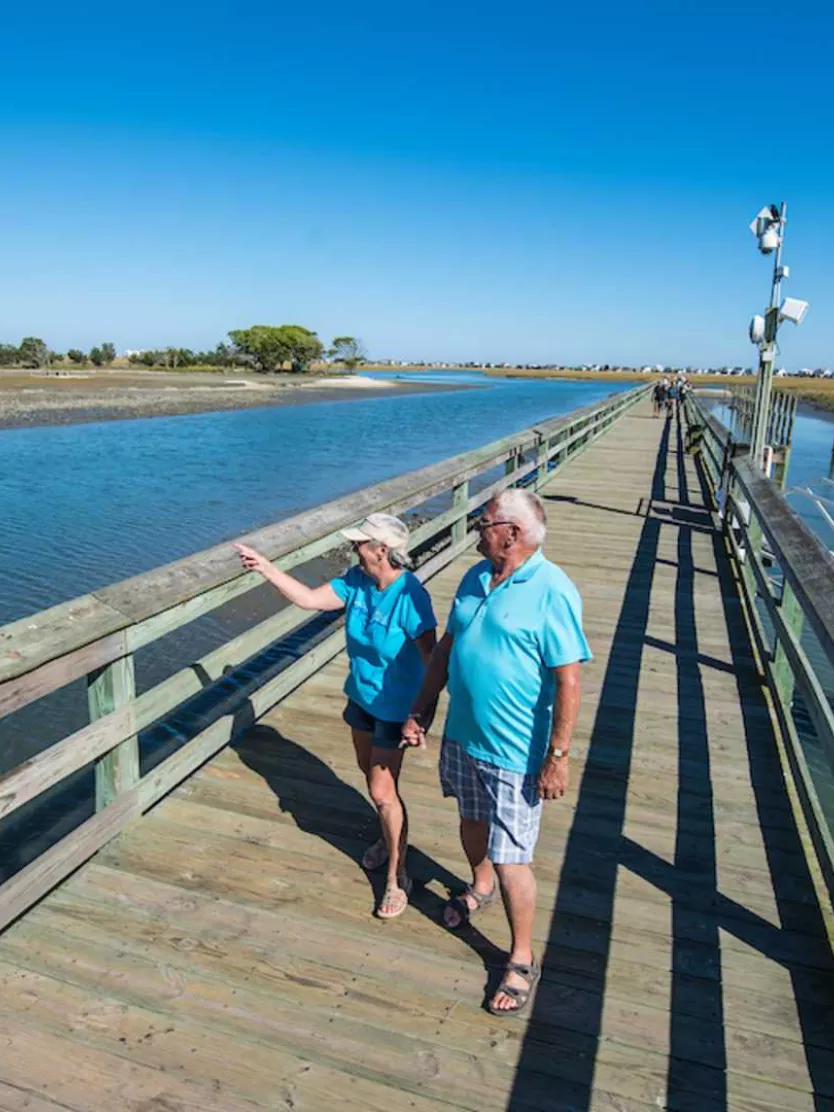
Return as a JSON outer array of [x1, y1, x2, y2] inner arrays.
[[439, 737, 543, 864]]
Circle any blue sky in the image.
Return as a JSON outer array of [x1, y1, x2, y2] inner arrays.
[[1, 0, 832, 368]]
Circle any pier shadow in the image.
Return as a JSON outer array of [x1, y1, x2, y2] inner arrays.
[[161, 646, 507, 985], [229, 708, 508, 979], [508, 409, 834, 1110]]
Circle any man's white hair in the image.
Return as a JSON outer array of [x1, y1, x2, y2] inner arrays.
[[493, 488, 547, 547]]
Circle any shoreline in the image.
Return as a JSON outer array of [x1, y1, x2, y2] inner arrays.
[[0, 371, 472, 431]]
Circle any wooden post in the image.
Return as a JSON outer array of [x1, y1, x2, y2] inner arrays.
[[88, 655, 138, 810], [504, 449, 518, 478], [740, 512, 763, 604], [772, 580, 804, 708], [535, 435, 548, 489], [451, 479, 469, 545]]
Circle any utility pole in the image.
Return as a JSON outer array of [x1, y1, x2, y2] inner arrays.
[[747, 202, 809, 473], [749, 202, 786, 467]]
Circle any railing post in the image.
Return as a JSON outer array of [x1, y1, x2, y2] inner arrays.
[[535, 434, 548, 489], [504, 448, 519, 479], [451, 479, 469, 545], [88, 654, 138, 810], [772, 581, 804, 707]]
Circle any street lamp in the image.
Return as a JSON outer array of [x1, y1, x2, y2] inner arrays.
[[747, 202, 809, 469]]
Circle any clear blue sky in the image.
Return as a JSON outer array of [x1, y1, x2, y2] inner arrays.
[[2, 0, 832, 368]]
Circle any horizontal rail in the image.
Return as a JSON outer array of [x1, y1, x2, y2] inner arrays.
[[0, 384, 650, 930], [686, 393, 834, 899]]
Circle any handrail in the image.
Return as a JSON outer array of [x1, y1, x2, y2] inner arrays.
[[685, 392, 834, 897], [0, 384, 651, 929]]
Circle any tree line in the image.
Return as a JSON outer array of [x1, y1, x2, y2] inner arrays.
[[0, 328, 367, 374]]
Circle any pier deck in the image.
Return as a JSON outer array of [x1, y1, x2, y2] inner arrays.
[[1, 401, 832, 1111]]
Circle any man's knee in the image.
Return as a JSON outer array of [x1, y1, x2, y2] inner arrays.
[[494, 861, 536, 888]]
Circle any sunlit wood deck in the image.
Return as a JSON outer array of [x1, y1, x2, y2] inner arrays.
[[1, 401, 833, 1111]]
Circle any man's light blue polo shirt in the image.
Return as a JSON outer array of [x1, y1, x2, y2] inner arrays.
[[330, 567, 436, 722], [444, 550, 591, 774]]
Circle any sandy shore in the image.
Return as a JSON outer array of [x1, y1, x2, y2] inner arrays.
[[0, 369, 470, 430]]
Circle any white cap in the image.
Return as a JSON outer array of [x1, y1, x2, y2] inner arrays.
[[342, 512, 410, 555]]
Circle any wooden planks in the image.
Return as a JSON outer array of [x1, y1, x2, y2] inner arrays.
[[0, 399, 832, 1112]]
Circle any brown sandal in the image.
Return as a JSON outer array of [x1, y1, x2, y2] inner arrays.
[[442, 884, 498, 930], [487, 958, 541, 1017]]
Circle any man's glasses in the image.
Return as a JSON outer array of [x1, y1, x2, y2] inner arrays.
[[476, 519, 514, 532]]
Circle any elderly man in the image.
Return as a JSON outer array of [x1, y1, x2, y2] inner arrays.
[[402, 487, 590, 1017]]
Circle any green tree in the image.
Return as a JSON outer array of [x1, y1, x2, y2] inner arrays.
[[328, 336, 366, 371], [228, 324, 323, 374], [67, 349, 87, 365], [19, 337, 49, 368], [0, 344, 19, 366], [89, 346, 105, 366], [100, 342, 116, 364]]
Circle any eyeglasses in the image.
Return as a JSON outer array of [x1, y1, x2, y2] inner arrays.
[[476, 519, 514, 532]]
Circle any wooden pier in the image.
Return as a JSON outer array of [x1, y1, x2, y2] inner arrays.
[[1, 392, 833, 1111]]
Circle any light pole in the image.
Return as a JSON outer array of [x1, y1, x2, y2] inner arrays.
[[748, 202, 809, 470]]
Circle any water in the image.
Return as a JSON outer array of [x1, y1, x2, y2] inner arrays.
[[0, 373, 629, 625], [704, 394, 834, 548]]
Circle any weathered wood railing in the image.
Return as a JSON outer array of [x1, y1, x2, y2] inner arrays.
[[0, 384, 650, 929], [686, 392, 834, 897]]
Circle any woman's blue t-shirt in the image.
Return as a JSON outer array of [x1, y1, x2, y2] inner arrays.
[[330, 567, 437, 723]]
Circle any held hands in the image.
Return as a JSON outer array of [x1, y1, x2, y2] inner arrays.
[[233, 543, 271, 577], [400, 715, 427, 750], [538, 752, 569, 800]]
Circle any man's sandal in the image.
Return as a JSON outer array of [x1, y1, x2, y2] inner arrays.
[[362, 836, 389, 871], [487, 958, 541, 1018], [376, 876, 412, 920], [442, 884, 498, 930]]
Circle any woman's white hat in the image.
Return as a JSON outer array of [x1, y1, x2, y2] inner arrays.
[[342, 513, 410, 552]]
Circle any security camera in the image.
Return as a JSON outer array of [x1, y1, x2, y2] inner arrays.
[[758, 227, 780, 254], [779, 298, 809, 325], [749, 315, 766, 344]]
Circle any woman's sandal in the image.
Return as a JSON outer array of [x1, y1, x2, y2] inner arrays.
[[442, 884, 498, 930], [487, 958, 541, 1018], [362, 836, 389, 871], [376, 876, 412, 920]]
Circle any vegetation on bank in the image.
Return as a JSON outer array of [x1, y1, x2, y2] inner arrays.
[[0, 328, 367, 375]]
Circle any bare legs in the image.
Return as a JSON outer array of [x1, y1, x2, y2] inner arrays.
[[491, 862, 537, 1011], [443, 818, 495, 927], [351, 730, 408, 909], [443, 815, 537, 1012]]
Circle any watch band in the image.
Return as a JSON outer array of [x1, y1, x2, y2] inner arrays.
[[550, 747, 568, 759]]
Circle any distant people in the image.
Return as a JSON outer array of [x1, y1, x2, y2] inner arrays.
[[235, 513, 437, 920], [402, 489, 590, 1017], [652, 379, 668, 417], [666, 380, 678, 416]]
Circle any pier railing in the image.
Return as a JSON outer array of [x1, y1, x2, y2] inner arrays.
[[0, 384, 650, 928], [687, 393, 834, 897]]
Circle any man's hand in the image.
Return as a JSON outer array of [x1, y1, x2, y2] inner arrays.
[[400, 715, 426, 749], [538, 753, 569, 800]]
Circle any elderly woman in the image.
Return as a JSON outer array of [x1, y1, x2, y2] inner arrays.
[[234, 513, 437, 919]]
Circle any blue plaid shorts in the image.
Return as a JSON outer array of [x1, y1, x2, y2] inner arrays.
[[439, 737, 543, 864]]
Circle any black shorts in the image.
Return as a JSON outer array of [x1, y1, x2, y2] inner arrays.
[[342, 699, 404, 750]]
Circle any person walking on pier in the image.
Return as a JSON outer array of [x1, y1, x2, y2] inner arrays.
[[401, 489, 590, 1017], [652, 378, 668, 417], [234, 513, 437, 920]]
